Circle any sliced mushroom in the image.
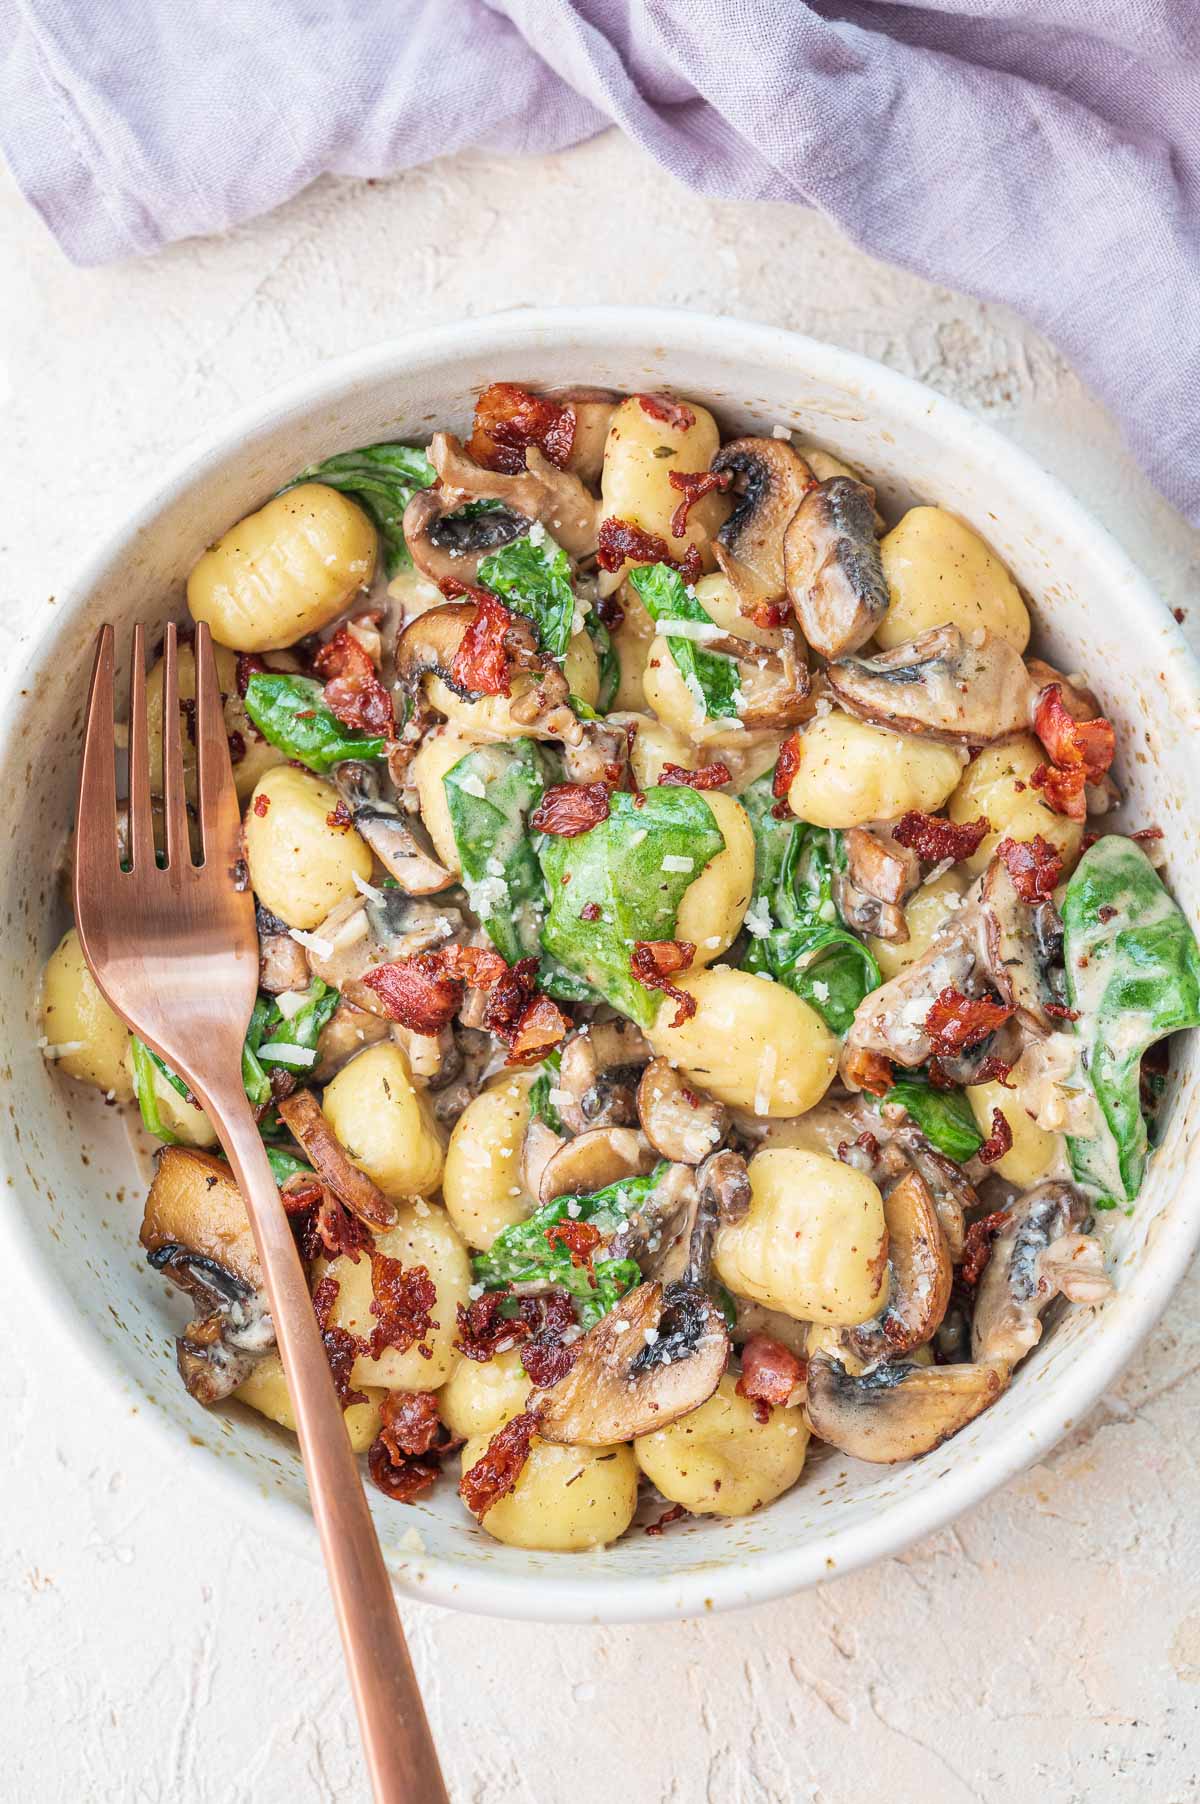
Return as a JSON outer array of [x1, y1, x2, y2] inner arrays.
[[697, 624, 815, 733], [806, 1352, 1006, 1462], [979, 855, 1055, 1031], [971, 1181, 1098, 1366], [522, 1118, 566, 1200], [310, 999, 392, 1082], [637, 1058, 729, 1164], [844, 906, 979, 1069], [827, 626, 1032, 744], [532, 1280, 729, 1446], [545, 385, 620, 486], [710, 437, 816, 613], [334, 763, 452, 894], [305, 889, 464, 1009], [784, 475, 890, 659], [836, 826, 920, 942], [536, 1125, 657, 1206], [276, 1090, 396, 1229], [556, 1021, 651, 1135], [645, 1149, 750, 1288], [561, 718, 630, 787], [890, 1127, 974, 1261], [842, 1169, 953, 1363], [402, 433, 598, 582], [140, 1147, 274, 1404], [393, 602, 476, 696], [256, 903, 310, 994]]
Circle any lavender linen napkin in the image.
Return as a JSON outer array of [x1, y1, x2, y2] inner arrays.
[[2, 1, 1198, 522]]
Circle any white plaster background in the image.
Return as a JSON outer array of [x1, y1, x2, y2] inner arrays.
[[3, 132, 1200, 1803]]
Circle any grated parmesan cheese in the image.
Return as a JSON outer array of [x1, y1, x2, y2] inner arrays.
[[289, 927, 334, 958]]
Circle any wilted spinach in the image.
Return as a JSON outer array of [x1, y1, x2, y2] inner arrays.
[[629, 562, 742, 720], [477, 533, 576, 660], [443, 739, 554, 963], [883, 1078, 983, 1162], [243, 672, 386, 774], [284, 441, 436, 576]]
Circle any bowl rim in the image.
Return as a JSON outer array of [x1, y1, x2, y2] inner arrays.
[[11, 304, 1200, 1623]]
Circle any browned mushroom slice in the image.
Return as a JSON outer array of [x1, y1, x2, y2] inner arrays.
[[393, 603, 476, 696], [402, 433, 598, 581], [637, 1058, 730, 1164], [784, 476, 890, 659], [695, 624, 815, 731], [979, 855, 1056, 1030], [140, 1147, 274, 1404], [536, 1125, 658, 1206], [562, 718, 631, 787], [334, 762, 452, 894], [276, 1090, 396, 1229], [545, 385, 621, 486], [806, 1352, 1006, 1462], [971, 1181, 1104, 1366], [556, 1020, 651, 1136], [711, 438, 816, 613], [843, 1169, 953, 1363], [305, 890, 464, 1010], [521, 1118, 566, 1200], [836, 826, 921, 942], [844, 909, 979, 1069], [256, 903, 310, 994], [827, 626, 1032, 744], [533, 1280, 729, 1446], [640, 1150, 750, 1287]]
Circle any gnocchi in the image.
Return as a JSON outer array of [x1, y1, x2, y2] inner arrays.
[[878, 506, 1030, 653], [313, 1202, 470, 1390], [598, 395, 728, 592], [787, 711, 965, 829], [443, 1074, 537, 1249], [461, 1421, 639, 1550], [243, 764, 373, 929], [967, 1079, 1062, 1187], [321, 1042, 445, 1200], [235, 1352, 385, 1453], [40, 927, 132, 1099], [673, 791, 755, 967], [647, 967, 838, 1116], [948, 735, 1084, 875], [635, 1374, 809, 1517]]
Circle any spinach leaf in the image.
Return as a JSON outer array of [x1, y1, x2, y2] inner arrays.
[[285, 442, 436, 576], [243, 980, 341, 1110], [264, 1145, 313, 1188], [1063, 835, 1200, 1202], [539, 787, 726, 1026], [884, 1078, 983, 1162], [528, 1050, 564, 1134], [473, 1164, 667, 1327], [629, 563, 742, 720], [585, 612, 620, 713], [243, 673, 386, 774], [740, 772, 880, 1035], [130, 1036, 187, 1142], [477, 533, 576, 660], [443, 740, 553, 963]]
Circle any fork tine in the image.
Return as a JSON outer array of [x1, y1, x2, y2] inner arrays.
[[160, 623, 190, 868], [193, 622, 241, 871], [75, 626, 119, 885], [126, 624, 155, 872]]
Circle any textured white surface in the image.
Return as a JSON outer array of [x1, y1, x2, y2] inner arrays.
[[3, 132, 1200, 1802]]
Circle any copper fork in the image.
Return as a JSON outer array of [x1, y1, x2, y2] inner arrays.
[[73, 622, 448, 1804]]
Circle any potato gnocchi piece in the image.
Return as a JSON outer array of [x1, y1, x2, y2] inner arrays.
[[409, 725, 480, 874], [635, 1374, 809, 1517], [878, 507, 1030, 653], [608, 711, 696, 789], [648, 967, 838, 1117], [440, 1348, 532, 1442], [312, 1202, 470, 1390], [427, 630, 599, 736], [321, 1042, 446, 1201], [948, 734, 1084, 876], [967, 1079, 1062, 1187], [673, 791, 755, 968], [714, 1148, 889, 1324], [122, 1043, 218, 1146], [187, 482, 378, 652], [787, 712, 965, 829], [599, 396, 728, 593], [867, 869, 968, 981], [243, 764, 373, 930], [443, 1074, 537, 1250], [460, 1421, 639, 1550], [235, 1351, 385, 1453], [40, 927, 132, 1099]]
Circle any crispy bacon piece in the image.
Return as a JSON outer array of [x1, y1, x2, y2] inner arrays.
[[236, 651, 267, 698], [519, 1290, 578, 1388], [977, 1107, 1014, 1166], [459, 1408, 542, 1519], [311, 1275, 367, 1410], [960, 1210, 1011, 1289], [466, 382, 575, 474], [667, 467, 732, 539], [379, 1390, 452, 1461], [1030, 761, 1087, 822], [437, 576, 495, 606], [596, 516, 702, 583], [365, 1254, 437, 1361], [743, 596, 792, 631], [314, 626, 396, 737], [631, 939, 697, 1028], [544, 1220, 602, 1271], [1131, 825, 1164, 844], [505, 993, 571, 1067], [924, 987, 1014, 1057], [361, 952, 464, 1035], [645, 1502, 688, 1536], [996, 833, 1064, 902], [443, 943, 509, 989], [478, 958, 570, 1066], [736, 1335, 804, 1423], [447, 592, 517, 699], [837, 1130, 881, 1166], [596, 591, 625, 631], [894, 811, 990, 863], [286, 1171, 374, 1264], [520, 1340, 578, 1388], [636, 393, 696, 432], [1034, 685, 1116, 780], [659, 761, 731, 790], [1045, 1001, 1081, 1022], [842, 1046, 893, 1097], [326, 798, 354, 832], [971, 1055, 1014, 1088], [277, 1090, 395, 1228], [367, 1439, 441, 1503], [773, 732, 803, 802], [529, 781, 612, 837], [455, 1290, 531, 1362]]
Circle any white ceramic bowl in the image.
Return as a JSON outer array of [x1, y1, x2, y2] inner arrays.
[[9, 307, 1200, 1622]]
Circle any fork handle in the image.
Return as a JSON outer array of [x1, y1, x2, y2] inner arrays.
[[210, 1093, 449, 1804]]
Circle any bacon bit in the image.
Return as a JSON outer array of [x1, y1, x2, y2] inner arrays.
[[736, 1336, 804, 1420], [455, 1290, 530, 1362], [367, 1439, 441, 1503], [314, 625, 373, 684], [773, 732, 803, 801], [311, 1276, 367, 1410], [977, 1108, 1013, 1166], [924, 1057, 958, 1090], [924, 987, 1014, 1057], [466, 382, 575, 475], [481, 956, 538, 1037], [659, 761, 731, 790], [1045, 1001, 1081, 1022], [971, 1055, 1014, 1088], [367, 1390, 461, 1503], [437, 575, 495, 606], [894, 811, 990, 863], [645, 1502, 688, 1536], [521, 1339, 578, 1388], [1034, 685, 1116, 781], [442, 943, 509, 990], [505, 993, 571, 1067], [252, 794, 270, 817], [842, 1046, 893, 1097], [530, 781, 612, 837], [636, 394, 696, 432], [631, 939, 697, 1028], [365, 1254, 436, 1361], [446, 592, 516, 699], [837, 1129, 881, 1165], [961, 1210, 1011, 1289], [596, 592, 625, 631], [996, 834, 1064, 901], [281, 1171, 324, 1214], [287, 1173, 374, 1264], [596, 516, 702, 582], [459, 1408, 542, 1519], [519, 1290, 578, 1388], [236, 652, 266, 697], [744, 596, 792, 631], [315, 626, 395, 737], [1030, 761, 1087, 822], [1132, 825, 1164, 844], [579, 901, 602, 922], [544, 1220, 603, 1271], [325, 798, 354, 832], [667, 467, 732, 539], [361, 953, 464, 1035], [1097, 904, 1118, 923]]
